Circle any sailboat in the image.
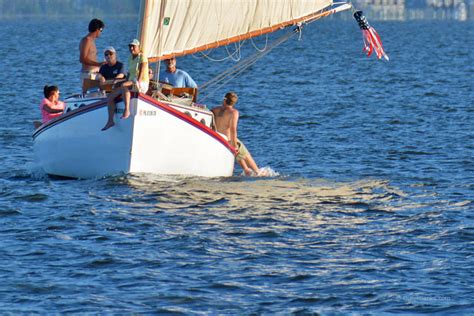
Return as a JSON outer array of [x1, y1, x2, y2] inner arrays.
[[33, 0, 353, 179]]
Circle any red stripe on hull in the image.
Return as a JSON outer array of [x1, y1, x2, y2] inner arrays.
[[138, 93, 236, 155], [32, 94, 237, 156], [32, 98, 108, 139]]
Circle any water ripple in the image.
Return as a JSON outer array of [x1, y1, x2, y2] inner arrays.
[[0, 18, 472, 314]]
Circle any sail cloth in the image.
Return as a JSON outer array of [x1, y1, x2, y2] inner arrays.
[[138, 0, 333, 62]]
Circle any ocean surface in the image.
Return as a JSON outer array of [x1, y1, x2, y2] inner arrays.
[[1, 16, 473, 314]]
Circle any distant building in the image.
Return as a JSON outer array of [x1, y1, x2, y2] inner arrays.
[[354, 0, 406, 20], [353, 0, 471, 20]]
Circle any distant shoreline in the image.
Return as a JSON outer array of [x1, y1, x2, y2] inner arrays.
[[0, 14, 137, 19], [1, 14, 471, 22], [1, 11, 471, 21]]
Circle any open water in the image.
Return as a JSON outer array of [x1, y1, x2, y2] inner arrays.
[[0, 16, 473, 314]]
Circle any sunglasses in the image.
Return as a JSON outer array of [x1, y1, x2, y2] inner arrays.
[[104, 52, 114, 56]]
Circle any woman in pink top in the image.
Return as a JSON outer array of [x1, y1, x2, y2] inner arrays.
[[40, 85, 65, 123]]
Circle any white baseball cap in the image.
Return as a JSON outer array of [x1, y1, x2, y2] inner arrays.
[[104, 46, 116, 54], [129, 39, 140, 46]]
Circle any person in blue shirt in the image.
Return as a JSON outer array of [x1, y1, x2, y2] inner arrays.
[[97, 46, 126, 89], [160, 57, 197, 88]]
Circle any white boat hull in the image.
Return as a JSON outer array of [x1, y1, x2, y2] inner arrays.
[[33, 93, 235, 178]]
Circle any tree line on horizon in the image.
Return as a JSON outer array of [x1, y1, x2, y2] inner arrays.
[[0, 0, 139, 17]]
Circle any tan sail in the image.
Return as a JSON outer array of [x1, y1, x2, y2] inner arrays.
[[138, 0, 335, 62]]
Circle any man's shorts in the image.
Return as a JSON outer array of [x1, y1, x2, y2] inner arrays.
[[236, 139, 249, 162], [137, 81, 149, 94], [80, 71, 99, 90], [80, 71, 99, 81]]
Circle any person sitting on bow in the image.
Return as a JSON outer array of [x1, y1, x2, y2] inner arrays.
[[101, 39, 149, 131], [40, 85, 65, 124], [97, 46, 126, 91]]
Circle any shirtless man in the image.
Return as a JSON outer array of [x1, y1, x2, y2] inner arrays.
[[79, 18, 105, 93], [212, 92, 260, 176]]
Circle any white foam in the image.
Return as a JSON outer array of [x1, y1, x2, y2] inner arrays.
[[26, 162, 49, 180], [258, 166, 279, 177], [240, 166, 279, 177]]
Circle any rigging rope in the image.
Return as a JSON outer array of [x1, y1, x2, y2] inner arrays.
[[225, 41, 243, 62], [194, 40, 245, 62], [199, 28, 298, 102], [250, 34, 269, 52]]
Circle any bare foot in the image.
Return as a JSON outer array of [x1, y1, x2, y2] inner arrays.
[[244, 168, 252, 176], [101, 121, 115, 131], [121, 110, 130, 119]]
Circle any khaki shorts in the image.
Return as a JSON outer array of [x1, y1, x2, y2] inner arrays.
[[236, 139, 249, 162]]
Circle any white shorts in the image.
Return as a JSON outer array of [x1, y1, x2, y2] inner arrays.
[[137, 81, 149, 94], [80, 71, 99, 81]]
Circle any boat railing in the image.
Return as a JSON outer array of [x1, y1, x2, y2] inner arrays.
[[64, 79, 206, 115]]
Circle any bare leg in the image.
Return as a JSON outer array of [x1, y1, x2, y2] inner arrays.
[[121, 89, 131, 119], [244, 152, 259, 175], [121, 82, 133, 119], [101, 90, 120, 131], [237, 159, 252, 176], [82, 79, 87, 95]]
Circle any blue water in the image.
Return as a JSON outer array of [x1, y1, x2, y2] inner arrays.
[[1, 16, 473, 313]]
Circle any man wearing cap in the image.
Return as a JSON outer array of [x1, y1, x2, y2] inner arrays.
[[102, 39, 149, 131], [126, 39, 149, 94], [98, 46, 126, 85], [160, 57, 197, 88], [79, 18, 105, 93]]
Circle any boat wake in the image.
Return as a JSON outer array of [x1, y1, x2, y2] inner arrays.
[[26, 163, 49, 181], [92, 175, 419, 219], [248, 166, 279, 177]]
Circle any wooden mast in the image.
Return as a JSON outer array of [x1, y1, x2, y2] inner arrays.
[[139, 0, 151, 52]]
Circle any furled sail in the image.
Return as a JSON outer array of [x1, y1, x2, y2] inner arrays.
[[138, 0, 334, 62]]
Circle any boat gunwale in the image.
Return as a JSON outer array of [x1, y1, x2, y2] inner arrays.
[[32, 93, 237, 156], [138, 93, 236, 155], [32, 98, 108, 139]]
